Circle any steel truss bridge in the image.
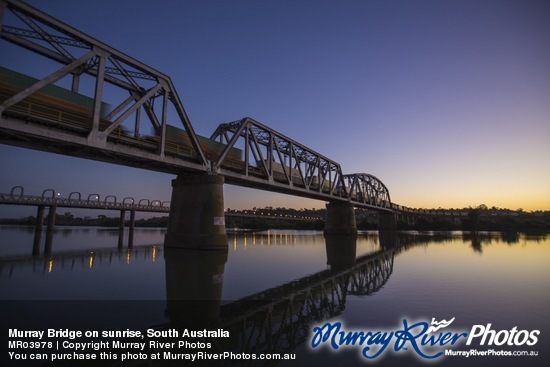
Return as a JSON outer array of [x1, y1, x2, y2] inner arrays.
[[0, 0, 396, 212]]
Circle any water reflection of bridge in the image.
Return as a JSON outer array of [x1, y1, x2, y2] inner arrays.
[[0, 231, 427, 365], [217, 246, 395, 361], [161, 232, 426, 365], [0, 244, 160, 277]]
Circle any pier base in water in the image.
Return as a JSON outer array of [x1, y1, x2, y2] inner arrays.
[[324, 201, 358, 236], [378, 213, 397, 230], [164, 174, 228, 250]]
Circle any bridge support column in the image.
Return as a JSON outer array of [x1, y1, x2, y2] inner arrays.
[[44, 205, 56, 255], [128, 210, 136, 247], [118, 210, 125, 249], [35, 206, 45, 231], [32, 206, 45, 257], [324, 201, 357, 236], [379, 230, 398, 249], [378, 213, 397, 230], [165, 174, 227, 250]]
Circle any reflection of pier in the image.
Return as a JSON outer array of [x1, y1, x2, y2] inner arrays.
[[1, 230, 429, 365], [163, 233, 411, 365]]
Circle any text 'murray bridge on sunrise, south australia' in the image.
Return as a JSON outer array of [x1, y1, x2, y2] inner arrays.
[[0, 0, 404, 249]]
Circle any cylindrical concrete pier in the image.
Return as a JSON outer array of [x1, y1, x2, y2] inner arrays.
[[324, 201, 357, 236], [44, 205, 56, 256], [378, 213, 397, 230], [118, 210, 125, 248], [128, 209, 136, 247], [33, 206, 45, 257], [164, 174, 228, 250]]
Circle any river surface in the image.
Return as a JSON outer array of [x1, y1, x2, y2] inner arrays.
[[1, 225, 549, 366]]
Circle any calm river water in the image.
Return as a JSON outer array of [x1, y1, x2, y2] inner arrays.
[[1, 225, 549, 366]]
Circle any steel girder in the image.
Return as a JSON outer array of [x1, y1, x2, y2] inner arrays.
[[0, 0, 207, 166]]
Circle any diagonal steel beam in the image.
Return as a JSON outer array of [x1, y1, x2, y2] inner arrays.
[[0, 49, 95, 113]]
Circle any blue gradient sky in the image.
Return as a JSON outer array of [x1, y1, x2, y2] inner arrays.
[[1, 0, 549, 218]]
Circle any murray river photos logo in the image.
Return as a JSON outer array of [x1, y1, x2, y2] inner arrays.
[[310, 317, 540, 361]]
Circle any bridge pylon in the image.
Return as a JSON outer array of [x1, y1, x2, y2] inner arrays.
[[164, 174, 228, 249], [378, 212, 398, 230], [324, 201, 358, 236]]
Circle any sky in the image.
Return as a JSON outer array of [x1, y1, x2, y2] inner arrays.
[[1, 0, 549, 219]]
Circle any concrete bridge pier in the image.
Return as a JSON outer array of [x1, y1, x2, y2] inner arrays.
[[164, 174, 228, 250], [128, 210, 136, 247], [379, 230, 398, 249], [44, 205, 56, 256], [324, 201, 357, 236], [118, 210, 125, 249], [378, 212, 397, 230], [32, 206, 45, 257]]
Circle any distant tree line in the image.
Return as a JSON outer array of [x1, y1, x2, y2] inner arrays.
[[391, 205, 550, 233]]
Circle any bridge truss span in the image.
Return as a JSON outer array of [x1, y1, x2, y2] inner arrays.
[[0, 0, 208, 168], [212, 117, 393, 211], [211, 117, 350, 201], [342, 173, 392, 210], [1, 0, 397, 215]]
